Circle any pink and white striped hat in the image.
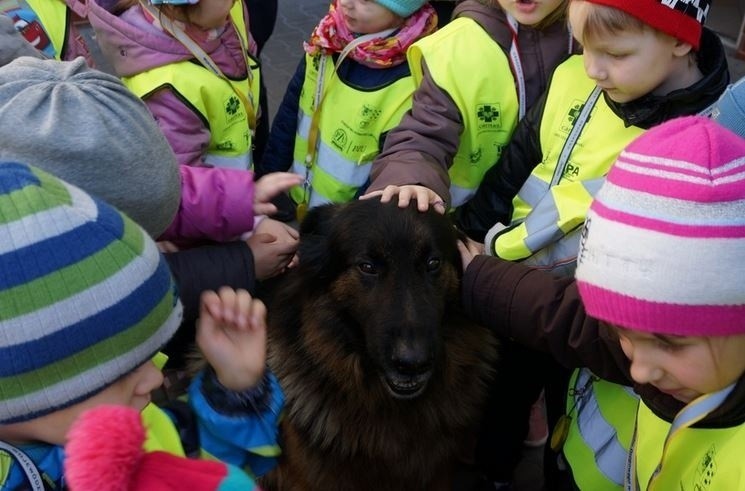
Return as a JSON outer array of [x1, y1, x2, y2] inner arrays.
[[576, 116, 745, 336]]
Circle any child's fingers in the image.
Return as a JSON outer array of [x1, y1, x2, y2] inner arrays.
[[216, 286, 238, 324], [358, 189, 384, 200], [248, 296, 267, 331], [200, 290, 223, 322], [255, 173, 304, 202], [233, 288, 252, 329]]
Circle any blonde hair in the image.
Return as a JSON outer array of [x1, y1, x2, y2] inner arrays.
[[569, 0, 697, 62], [569, 0, 649, 46]]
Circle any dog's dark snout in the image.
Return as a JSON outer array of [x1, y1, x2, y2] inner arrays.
[[391, 343, 432, 375]]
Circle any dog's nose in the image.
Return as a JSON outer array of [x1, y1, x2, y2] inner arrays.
[[391, 343, 432, 376]]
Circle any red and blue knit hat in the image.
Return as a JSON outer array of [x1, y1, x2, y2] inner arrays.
[[0, 163, 182, 424], [583, 0, 710, 49], [576, 116, 745, 336]]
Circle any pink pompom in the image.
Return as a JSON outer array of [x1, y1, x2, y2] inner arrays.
[[65, 405, 146, 491]]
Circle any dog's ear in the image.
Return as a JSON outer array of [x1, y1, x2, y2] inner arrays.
[[296, 203, 340, 278]]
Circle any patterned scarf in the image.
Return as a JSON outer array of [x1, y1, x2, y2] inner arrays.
[[303, 0, 437, 69]]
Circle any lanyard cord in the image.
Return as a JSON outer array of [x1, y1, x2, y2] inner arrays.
[[0, 441, 45, 491], [139, 0, 257, 131], [624, 383, 736, 491], [549, 86, 601, 187], [506, 14, 574, 121]]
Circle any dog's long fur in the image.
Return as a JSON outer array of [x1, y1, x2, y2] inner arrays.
[[261, 200, 497, 491]]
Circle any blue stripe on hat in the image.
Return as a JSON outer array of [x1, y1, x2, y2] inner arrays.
[[0, 257, 172, 377], [0, 162, 42, 194], [0, 199, 124, 290]]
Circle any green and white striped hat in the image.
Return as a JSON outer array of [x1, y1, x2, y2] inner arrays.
[[0, 162, 182, 424]]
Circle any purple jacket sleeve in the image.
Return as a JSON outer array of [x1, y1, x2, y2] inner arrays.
[[146, 88, 211, 168], [160, 164, 256, 242], [142, 89, 256, 241]]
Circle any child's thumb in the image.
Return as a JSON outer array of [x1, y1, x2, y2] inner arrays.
[[254, 232, 277, 243]]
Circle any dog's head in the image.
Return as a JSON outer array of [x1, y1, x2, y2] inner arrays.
[[294, 199, 461, 399]]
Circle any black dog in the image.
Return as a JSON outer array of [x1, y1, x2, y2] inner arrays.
[[261, 200, 497, 491]]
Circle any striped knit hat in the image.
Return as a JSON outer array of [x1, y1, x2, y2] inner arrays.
[[582, 0, 710, 50], [0, 162, 182, 424], [576, 116, 745, 336]]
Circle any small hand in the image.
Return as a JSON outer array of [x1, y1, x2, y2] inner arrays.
[[196, 287, 267, 391], [360, 185, 446, 214], [156, 241, 180, 253], [254, 172, 304, 216], [457, 237, 484, 272], [246, 218, 299, 280]]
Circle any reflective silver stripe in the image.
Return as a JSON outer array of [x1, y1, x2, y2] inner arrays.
[[516, 173, 549, 208], [288, 162, 344, 208], [314, 144, 371, 186], [297, 112, 312, 139], [573, 368, 628, 486], [450, 184, 475, 208], [520, 228, 581, 277], [204, 151, 252, 170], [521, 177, 605, 255], [290, 160, 308, 177]]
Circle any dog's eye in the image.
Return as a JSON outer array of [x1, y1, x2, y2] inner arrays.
[[358, 262, 378, 275], [426, 258, 441, 272]]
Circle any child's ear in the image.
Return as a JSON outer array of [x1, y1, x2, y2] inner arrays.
[[672, 39, 694, 58]]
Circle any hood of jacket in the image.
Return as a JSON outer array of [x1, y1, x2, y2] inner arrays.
[[605, 28, 729, 129], [86, 0, 248, 78]]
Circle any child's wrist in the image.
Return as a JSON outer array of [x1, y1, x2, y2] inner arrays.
[[214, 366, 264, 392], [201, 366, 271, 414]]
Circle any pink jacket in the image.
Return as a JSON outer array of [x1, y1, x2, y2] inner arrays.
[[86, 0, 258, 241], [162, 165, 255, 241]]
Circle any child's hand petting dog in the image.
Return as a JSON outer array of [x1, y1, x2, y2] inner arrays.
[[196, 287, 267, 391], [457, 236, 485, 272], [360, 185, 447, 214]]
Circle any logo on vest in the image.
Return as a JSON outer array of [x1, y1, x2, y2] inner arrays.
[[692, 444, 717, 490], [476, 103, 501, 131], [331, 128, 348, 151], [357, 105, 381, 129], [224, 95, 244, 124], [469, 147, 482, 164], [560, 99, 585, 134]]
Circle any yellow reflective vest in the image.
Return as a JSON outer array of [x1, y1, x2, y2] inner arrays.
[[122, 0, 258, 170], [290, 53, 414, 207], [633, 400, 745, 490], [562, 368, 640, 490], [408, 16, 519, 207], [489, 55, 644, 275]]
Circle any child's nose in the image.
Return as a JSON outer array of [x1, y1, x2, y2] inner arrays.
[[583, 53, 606, 81], [628, 351, 664, 385]]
